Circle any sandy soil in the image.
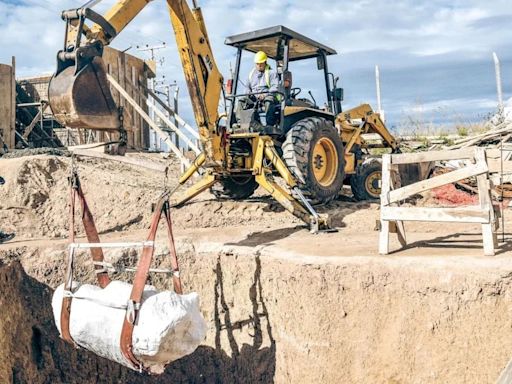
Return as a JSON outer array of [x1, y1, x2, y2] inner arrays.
[[1, 153, 512, 383]]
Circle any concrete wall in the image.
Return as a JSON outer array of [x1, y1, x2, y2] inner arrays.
[[0, 59, 15, 150]]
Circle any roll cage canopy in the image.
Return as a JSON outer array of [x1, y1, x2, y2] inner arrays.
[[224, 25, 337, 62]]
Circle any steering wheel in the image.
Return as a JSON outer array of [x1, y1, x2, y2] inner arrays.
[[290, 87, 302, 98]]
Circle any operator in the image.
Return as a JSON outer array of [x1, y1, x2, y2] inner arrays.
[[0, 176, 15, 244], [246, 51, 280, 126]]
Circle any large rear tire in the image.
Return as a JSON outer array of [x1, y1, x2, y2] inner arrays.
[[282, 117, 345, 203], [350, 159, 382, 201], [211, 175, 258, 200]]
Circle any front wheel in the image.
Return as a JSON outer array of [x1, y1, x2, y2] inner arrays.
[[211, 175, 259, 200], [350, 160, 382, 201], [282, 117, 345, 203]]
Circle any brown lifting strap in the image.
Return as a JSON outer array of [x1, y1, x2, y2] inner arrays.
[[60, 171, 183, 371], [61, 171, 111, 346], [119, 193, 183, 371]]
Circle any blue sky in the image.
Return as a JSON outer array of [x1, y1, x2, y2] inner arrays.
[[0, 0, 510, 133]]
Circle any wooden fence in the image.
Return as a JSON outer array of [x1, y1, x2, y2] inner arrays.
[[379, 147, 498, 256]]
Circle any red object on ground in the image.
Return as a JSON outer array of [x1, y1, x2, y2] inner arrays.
[[432, 184, 478, 206]]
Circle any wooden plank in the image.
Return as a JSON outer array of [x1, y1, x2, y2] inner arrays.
[[146, 101, 200, 154], [107, 74, 190, 166], [388, 162, 488, 204], [390, 147, 476, 165], [487, 158, 512, 174], [144, 85, 200, 140], [389, 165, 407, 247], [475, 149, 496, 256], [72, 149, 168, 173], [381, 206, 490, 223], [379, 154, 392, 255], [22, 109, 42, 139], [485, 148, 512, 161]]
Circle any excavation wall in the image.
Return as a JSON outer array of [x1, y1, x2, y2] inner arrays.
[[2, 240, 512, 384]]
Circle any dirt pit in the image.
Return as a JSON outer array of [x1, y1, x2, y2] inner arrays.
[[2, 153, 512, 383]]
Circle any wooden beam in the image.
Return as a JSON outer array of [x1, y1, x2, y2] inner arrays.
[[107, 74, 189, 166], [22, 109, 42, 139], [386, 162, 488, 204], [379, 154, 392, 255], [144, 85, 200, 140], [381, 206, 490, 223], [390, 147, 476, 165]]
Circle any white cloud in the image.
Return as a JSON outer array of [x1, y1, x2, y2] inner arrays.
[[0, 0, 510, 128]]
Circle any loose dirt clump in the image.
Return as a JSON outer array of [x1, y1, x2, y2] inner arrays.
[[0, 154, 302, 241]]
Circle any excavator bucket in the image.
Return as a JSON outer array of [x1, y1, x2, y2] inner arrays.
[[48, 56, 121, 130]]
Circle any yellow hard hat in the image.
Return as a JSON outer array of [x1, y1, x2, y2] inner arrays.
[[254, 51, 268, 64]]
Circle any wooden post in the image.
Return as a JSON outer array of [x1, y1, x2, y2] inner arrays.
[[475, 148, 496, 256], [379, 154, 391, 255], [379, 147, 496, 256], [0, 57, 16, 149], [10, 56, 15, 149]]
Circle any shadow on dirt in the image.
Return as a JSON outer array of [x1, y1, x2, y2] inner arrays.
[[389, 232, 512, 256], [0, 255, 276, 384], [227, 226, 303, 247], [149, 255, 277, 383]]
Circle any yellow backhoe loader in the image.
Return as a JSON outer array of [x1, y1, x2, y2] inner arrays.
[[48, 0, 399, 232]]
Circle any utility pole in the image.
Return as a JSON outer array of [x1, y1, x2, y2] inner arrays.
[[375, 65, 385, 122], [493, 52, 504, 113], [155, 80, 179, 150], [137, 43, 166, 151], [172, 82, 180, 149]]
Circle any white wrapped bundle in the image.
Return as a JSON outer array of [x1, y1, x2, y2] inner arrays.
[[52, 281, 207, 374]]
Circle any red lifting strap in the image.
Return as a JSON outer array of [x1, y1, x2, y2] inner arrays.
[[61, 173, 111, 346], [60, 171, 183, 373], [119, 193, 183, 371]]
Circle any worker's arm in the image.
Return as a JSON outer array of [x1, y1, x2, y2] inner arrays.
[[269, 71, 279, 93], [245, 76, 253, 94]]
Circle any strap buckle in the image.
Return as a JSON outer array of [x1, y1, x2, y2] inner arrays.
[[126, 300, 141, 325]]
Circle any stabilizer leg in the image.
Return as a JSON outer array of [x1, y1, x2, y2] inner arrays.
[[254, 137, 332, 233], [171, 172, 216, 207]]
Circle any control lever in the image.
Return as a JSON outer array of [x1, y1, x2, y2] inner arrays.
[[308, 91, 317, 108]]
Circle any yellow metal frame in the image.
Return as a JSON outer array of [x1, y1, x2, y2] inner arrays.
[[58, 0, 331, 232], [336, 103, 398, 175], [172, 136, 329, 231]]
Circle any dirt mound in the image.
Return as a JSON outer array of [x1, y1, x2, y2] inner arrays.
[[0, 154, 305, 241]]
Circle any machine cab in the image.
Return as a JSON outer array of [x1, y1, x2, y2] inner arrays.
[[224, 25, 344, 136]]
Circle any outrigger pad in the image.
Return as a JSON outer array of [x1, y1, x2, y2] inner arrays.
[[52, 281, 206, 374]]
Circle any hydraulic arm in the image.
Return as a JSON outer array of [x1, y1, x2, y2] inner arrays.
[[49, 0, 225, 168], [48, 0, 331, 232]]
